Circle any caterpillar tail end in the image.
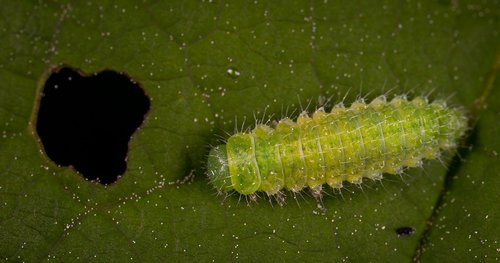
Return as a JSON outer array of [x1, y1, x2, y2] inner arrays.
[[207, 145, 233, 193]]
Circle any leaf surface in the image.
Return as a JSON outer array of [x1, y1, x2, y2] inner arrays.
[[0, 1, 498, 262]]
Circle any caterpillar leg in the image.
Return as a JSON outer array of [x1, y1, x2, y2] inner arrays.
[[248, 193, 258, 203], [271, 191, 286, 207], [311, 185, 327, 214]]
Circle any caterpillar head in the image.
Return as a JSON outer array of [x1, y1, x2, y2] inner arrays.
[[207, 145, 233, 193]]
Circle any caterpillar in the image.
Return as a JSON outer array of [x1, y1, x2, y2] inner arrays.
[[207, 95, 467, 198]]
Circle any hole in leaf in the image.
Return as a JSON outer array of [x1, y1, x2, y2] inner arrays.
[[395, 226, 416, 237], [36, 66, 150, 185]]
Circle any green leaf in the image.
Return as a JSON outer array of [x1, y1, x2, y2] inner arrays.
[[1, 0, 498, 262]]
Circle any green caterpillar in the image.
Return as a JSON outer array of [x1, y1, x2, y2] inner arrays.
[[207, 96, 467, 196]]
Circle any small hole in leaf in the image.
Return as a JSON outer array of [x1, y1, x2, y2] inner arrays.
[[395, 226, 416, 237], [36, 67, 150, 185]]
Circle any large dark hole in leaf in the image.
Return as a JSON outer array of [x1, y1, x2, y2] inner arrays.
[[36, 67, 150, 185]]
